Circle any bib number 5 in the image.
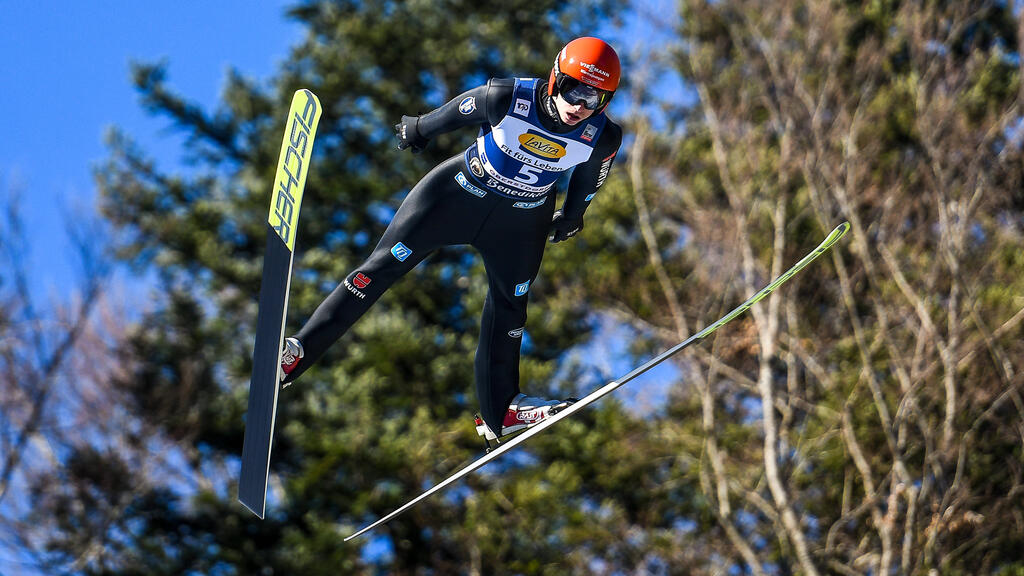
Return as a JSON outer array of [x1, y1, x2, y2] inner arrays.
[[514, 164, 542, 185]]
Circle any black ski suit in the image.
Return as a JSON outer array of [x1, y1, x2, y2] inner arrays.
[[284, 78, 622, 431]]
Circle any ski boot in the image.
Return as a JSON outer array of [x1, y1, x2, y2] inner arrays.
[[474, 393, 577, 451], [279, 337, 304, 388]]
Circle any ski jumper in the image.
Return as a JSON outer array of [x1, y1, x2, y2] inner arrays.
[[284, 78, 622, 430]]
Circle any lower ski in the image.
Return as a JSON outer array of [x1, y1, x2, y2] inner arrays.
[[344, 221, 850, 541]]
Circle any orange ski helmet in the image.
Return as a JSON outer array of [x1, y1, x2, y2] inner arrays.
[[548, 37, 620, 113]]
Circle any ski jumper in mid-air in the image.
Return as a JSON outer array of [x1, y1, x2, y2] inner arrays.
[[278, 37, 623, 441]]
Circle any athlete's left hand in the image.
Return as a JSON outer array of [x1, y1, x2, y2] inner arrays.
[[549, 210, 584, 243]]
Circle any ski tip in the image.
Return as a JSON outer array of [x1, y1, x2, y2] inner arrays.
[[297, 88, 320, 102], [818, 221, 850, 250], [831, 219, 847, 237]]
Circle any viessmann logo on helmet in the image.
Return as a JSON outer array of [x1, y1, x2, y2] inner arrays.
[[518, 130, 567, 159], [580, 62, 611, 79], [581, 61, 610, 85]]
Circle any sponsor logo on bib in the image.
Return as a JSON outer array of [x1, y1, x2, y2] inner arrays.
[[469, 157, 485, 178], [518, 131, 567, 160]]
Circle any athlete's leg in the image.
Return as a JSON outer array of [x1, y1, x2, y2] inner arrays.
[[285, 155, 477, 383], [472, 198, 555, 430]]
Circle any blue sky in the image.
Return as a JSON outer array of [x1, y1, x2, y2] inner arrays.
[[0, 1, 682, 299], [0, 1, 302, 296]]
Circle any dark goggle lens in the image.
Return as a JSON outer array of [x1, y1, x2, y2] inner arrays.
[[556, 74, 611, 110]]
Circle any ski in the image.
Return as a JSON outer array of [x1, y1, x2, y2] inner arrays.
[[344, 221, 850, 541], [239, 89, 322, 519]]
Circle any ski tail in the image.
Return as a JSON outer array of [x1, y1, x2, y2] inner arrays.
[[238, 89, 322, 518], [343, 221, 850, 540]]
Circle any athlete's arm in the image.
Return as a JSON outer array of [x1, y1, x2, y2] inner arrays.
[[395, 79, 515, 151], [550, 119, 622, 241]]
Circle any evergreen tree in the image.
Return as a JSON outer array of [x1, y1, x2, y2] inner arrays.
[[24, 2, 693, 575]]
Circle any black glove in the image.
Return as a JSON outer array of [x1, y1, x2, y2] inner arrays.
[[394, 115, 429, 153], [549, 210, 584, 243]]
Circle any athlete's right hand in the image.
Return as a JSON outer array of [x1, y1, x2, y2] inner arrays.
[[394, 115, 429, 153]]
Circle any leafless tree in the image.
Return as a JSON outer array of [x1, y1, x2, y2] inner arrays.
[[615, 0, 1024, 573], [0, 185, 137, 575]]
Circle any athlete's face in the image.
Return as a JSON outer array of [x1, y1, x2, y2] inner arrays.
[[553, 93, 596, 126]]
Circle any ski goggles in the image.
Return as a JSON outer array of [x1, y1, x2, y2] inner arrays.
[[555, 73, 613, 110]]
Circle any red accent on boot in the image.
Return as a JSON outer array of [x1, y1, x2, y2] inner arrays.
[[281, 356, 300, 375]]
